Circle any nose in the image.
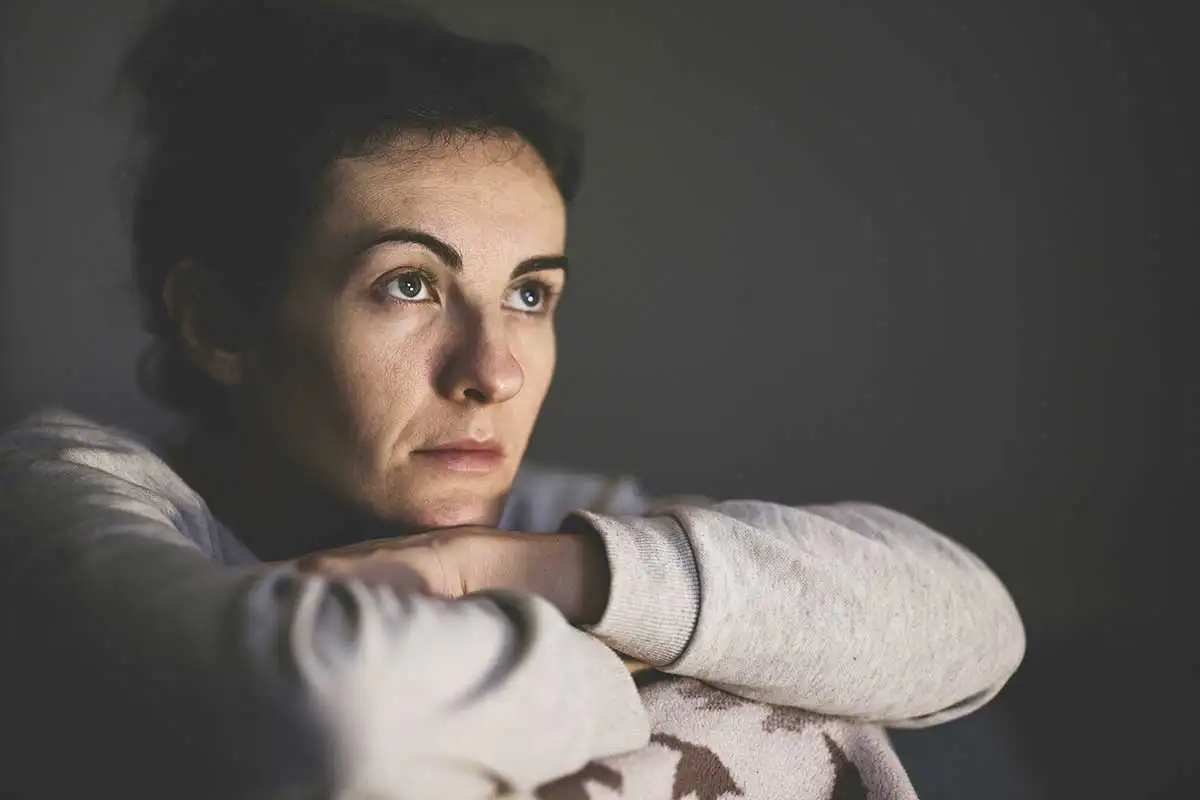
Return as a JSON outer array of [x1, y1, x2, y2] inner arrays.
[[437, 313, 524, 405]]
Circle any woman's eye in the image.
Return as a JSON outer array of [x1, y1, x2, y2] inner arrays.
[[383, 271, 434, 302], [504, 280, 552, 313]]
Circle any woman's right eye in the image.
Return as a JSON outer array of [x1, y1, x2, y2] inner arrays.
[[382, 270, 435, 303]]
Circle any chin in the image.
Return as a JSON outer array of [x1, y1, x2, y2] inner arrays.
[[372, 462, 513, 530], [398, 485, 505, 530]]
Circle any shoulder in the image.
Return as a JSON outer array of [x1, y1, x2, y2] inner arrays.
[[1, 407, 181, 496], [3, 407, 161, 468], [0, 408, 241, 561]]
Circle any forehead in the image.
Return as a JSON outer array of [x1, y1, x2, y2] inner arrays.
[[315, 134, 568, 255]]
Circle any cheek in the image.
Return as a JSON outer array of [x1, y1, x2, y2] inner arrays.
[[329, 312, 440, 430], [513, 323, 557, 412], [252, 302, 434, 455], [240, 310, 367, 490], [252, 311, 338, 410]]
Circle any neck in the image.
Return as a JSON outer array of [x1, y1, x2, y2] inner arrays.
[[166, 416, 413, 562]]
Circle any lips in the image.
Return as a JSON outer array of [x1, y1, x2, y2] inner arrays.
[[419, 439, 502, 453], [412, 439, 504, 473]]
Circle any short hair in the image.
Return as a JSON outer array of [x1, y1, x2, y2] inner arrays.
[[120, 0, 584, 417]]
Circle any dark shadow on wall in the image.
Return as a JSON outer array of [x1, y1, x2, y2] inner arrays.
[[894, 634, 1200, 800]]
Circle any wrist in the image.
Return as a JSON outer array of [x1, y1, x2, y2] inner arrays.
[[533, 531, 611, 626]]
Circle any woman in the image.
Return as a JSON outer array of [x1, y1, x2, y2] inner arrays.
[[0, 1, 1025, 798]]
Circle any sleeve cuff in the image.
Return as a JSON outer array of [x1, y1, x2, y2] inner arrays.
[[559, 511, 701, 667]]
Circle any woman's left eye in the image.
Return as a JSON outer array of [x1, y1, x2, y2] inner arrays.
[[504, 280, 554, 313]]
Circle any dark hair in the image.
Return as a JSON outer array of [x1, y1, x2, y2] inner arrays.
[[120, 0, 584, 417]]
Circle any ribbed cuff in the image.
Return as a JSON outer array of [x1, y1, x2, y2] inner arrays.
[[560, 511, 701, 667]]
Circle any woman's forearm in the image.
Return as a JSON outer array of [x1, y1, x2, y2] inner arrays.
[[565, 499, 1026, 726]]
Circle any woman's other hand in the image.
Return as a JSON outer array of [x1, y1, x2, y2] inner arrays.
[[294, 528, 612, 627]]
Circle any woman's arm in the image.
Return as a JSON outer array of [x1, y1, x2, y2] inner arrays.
[[509, 465, 1027, 728], [572, 500, 1025, 727], [0, 413, 648, 797]]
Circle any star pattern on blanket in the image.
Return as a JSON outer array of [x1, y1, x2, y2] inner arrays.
[[545, 676, 877, 799], [675, 679, 751, 712], [535, 761, 623, 800], [650, 732, 744, 800], [822, 733, 870, 800], [675, 678, 816, 736], [761, 705, 818, 735]]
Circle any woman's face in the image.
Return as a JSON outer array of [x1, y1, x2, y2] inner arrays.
[[239, 134, 567, 530]]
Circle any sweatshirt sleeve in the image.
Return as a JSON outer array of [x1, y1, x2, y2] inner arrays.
[[0, 416, 648, 799], [528, 472, 1025, 728]]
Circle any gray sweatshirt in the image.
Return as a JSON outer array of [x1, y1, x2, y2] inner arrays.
[[0, 409, 1025, 799]]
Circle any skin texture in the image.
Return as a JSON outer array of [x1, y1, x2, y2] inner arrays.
[[297, 525, 614, 628], [252, 134, 566, 525], [169, 132, 620, 635], [171, 133, 570, 561]]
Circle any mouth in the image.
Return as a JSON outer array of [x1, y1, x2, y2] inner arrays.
[[411, 439, 505, 473]]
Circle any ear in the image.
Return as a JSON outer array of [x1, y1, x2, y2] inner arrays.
[[161, 261, 252, 388]]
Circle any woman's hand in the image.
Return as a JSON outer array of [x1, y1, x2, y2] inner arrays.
[[294, 527, 612, 627]]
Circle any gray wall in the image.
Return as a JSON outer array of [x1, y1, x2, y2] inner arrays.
[[4, 1, 1197, 795]]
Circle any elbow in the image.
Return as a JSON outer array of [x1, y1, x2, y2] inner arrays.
[[906, 577, 1027, 729], [991, 583, 1028, 692]]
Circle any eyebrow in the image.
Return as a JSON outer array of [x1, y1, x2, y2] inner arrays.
[[357, 227, 568, 278]]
